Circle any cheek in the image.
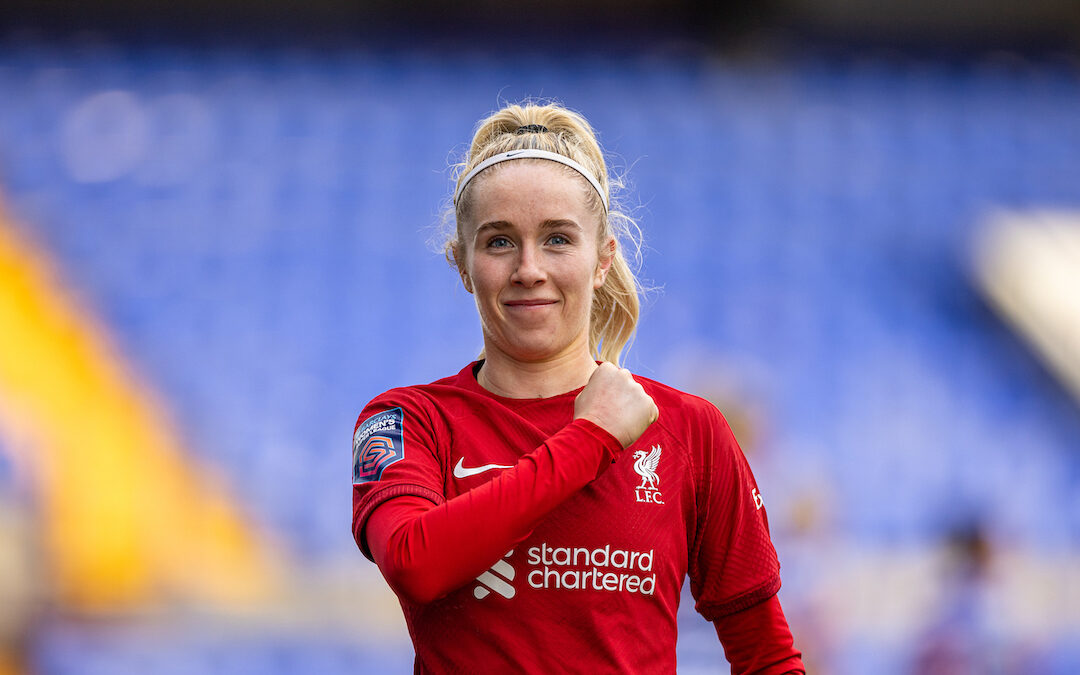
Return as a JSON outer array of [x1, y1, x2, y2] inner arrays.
[[563, 262, 601, 304], [468, 260, 502, 301]]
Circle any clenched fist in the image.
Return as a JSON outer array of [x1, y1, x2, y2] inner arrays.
[[574, 362, 659, 448]]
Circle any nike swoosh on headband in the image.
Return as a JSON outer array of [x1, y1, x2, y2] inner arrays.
[[453, 457, 514, 479], [453, 149, 609, 211]]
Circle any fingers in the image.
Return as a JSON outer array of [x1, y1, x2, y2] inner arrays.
[[617, 366, 659, 424], [574, 363, 658, 448]]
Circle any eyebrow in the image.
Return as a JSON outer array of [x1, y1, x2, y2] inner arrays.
[[474, 219, 583, 236], [474, 221, 510, 237]]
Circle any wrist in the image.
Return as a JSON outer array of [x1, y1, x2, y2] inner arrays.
[[568, 418, 625, 478], [573, 413, 627, 448]]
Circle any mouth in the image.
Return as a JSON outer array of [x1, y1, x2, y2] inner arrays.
[[504, 299, 558, 308]]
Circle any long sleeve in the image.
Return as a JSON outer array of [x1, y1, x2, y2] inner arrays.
[[362, 418, 623, 604], [712, 594, 805, 674]]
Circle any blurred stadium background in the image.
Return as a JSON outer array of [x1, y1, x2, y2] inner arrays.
[[1, 1, 1080, 673]]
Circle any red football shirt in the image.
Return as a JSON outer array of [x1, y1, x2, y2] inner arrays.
[[352, 362, 783, 673]]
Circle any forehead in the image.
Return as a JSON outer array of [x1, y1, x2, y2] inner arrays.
[[463, 160, 600, 225]]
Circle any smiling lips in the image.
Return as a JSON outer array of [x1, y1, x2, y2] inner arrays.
[[504, 299, 558, 307]]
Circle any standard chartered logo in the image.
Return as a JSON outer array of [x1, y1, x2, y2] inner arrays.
[[472, 544, 659, 601], [473, 550, 515, 600], [526, 543, 656, 595]]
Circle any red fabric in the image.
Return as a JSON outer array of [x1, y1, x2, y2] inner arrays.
[[713, 594, 805, 674], [351, 362, 797, 673], [364, 418, 623, 604]]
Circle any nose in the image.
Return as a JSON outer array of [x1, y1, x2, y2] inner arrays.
[[510, 242, 546, 287]]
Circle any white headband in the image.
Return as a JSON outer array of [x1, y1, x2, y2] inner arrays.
[[453, 149, 609, 211]]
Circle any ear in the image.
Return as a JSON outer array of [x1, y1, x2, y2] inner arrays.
[[594, 236, 616, 289], [450, 243, 474, 294]]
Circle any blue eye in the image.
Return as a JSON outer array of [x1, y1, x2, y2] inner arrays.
[[548, 234, 570, 246], [487, 236, 512, 248]]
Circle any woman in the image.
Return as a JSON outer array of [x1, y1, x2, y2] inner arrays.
[[352, 102, 804, 673]]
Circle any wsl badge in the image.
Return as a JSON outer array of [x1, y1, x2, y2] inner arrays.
[[633, 445, 663, 504], [353, 407, 405, 484]]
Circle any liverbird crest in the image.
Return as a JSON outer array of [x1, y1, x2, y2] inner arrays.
[[632, 445, 662, 491]]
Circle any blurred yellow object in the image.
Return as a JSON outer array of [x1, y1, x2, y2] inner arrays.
[[0, 211, 274, 613]]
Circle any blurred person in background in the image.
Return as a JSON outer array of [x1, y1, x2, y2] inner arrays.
[[909, 520, 1041, 675], [350, 101, 803, 673]]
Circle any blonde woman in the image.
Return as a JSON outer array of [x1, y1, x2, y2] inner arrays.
[[351, 102, 804, 674]]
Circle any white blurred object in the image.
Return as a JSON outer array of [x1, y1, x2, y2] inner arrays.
[[975, 211, 1080, 405], [60, 90, 150, 183]]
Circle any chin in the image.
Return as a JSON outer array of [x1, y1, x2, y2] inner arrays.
[[489, 334, 567, 363], [505, 344, 562, 363]]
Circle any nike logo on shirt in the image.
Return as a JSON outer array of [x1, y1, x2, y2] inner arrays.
[[453, 458, 513, 479]]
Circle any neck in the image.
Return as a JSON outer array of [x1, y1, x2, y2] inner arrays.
[[477, 347, 599, 399]]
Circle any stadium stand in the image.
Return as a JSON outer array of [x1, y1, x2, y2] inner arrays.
[[1, 32, 1078, 674]]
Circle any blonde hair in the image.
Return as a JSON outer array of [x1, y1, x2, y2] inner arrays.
[[446, 102, 643, 365]]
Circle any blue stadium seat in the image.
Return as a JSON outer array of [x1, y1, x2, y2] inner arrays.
[[4, 35, 1080, 673]]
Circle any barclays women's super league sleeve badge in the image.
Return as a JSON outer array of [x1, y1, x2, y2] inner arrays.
[[352, 407, 405, 484]]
